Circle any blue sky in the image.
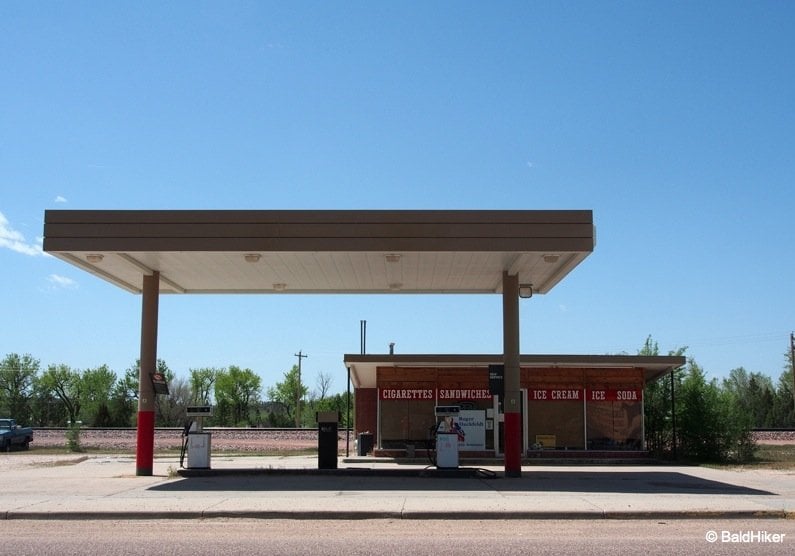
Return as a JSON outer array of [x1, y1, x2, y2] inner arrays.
[[2, 2, 793, 392]]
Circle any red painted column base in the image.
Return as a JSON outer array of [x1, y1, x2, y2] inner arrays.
[[504, 411, 522, 477], [136, 410, 155, 476]]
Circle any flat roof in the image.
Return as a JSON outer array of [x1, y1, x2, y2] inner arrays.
[[43, 210, 595, 294], [344, 354, 686, 388]]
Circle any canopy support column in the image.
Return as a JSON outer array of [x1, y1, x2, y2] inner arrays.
[[136, 271, 159, 476], [502, 271, 522, 477]]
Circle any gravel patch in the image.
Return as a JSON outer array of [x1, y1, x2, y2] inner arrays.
[[29, 428, 348, 453]]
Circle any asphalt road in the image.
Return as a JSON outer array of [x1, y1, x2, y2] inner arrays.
[[3, 519, 794, 556]]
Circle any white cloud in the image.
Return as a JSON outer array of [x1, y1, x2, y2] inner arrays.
[[54, 196, 68, 203], [47, 274, 78, 289], [0, 211, 44, 256]]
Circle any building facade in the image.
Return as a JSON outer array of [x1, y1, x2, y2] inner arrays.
[[346, 354, 684, 458]]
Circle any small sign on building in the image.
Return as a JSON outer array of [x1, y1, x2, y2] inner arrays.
[[488, 364, 504, 397]]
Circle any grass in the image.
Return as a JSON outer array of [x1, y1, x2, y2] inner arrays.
[[703, 444, 795, 470], [746, 444, 795, 469]]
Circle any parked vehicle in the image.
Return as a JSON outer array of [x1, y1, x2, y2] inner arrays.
[[0, 419, 33, 451]]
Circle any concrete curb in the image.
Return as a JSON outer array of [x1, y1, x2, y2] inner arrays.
[[4, 509, 794, 521]]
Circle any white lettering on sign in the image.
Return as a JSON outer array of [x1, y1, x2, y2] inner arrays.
[[530, 389, 582, 401], [587, 388, 643, 402], [380, 388, 434, 400], [438, 389, 492, 400], [551, 389, 580, 400]]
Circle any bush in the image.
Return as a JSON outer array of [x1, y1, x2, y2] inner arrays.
[[66, 421, 83, 452]]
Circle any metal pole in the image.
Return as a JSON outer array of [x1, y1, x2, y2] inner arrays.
[[346, 366, 351, 457]]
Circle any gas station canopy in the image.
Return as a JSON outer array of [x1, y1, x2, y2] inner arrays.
[[43, 208, 596, 477], [43, 210, 595, 295]]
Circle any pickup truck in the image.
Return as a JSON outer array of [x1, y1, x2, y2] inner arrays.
[[0, 419, 33, 451]]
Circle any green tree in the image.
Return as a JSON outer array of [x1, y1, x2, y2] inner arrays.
[[109, 366, 139, 427], [30, 374, 66, 426], [39, 364, 82, 424], [641, 336, 686, 458], [677, 360, 722, 461], [723, 368, 776, 428], [769, 345, 795, 427], [0, 353, 39, 423], [771, 366, 795, 427], [189, 367, 219, 404], [676, 359, 755, 462], [80, 365, 117, 426], [215, 366, 261, 426], [266, 365, 308, 427]]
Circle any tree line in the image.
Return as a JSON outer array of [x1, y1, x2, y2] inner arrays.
[[642, 336, 795, 463], [0, 353, 352, 429]]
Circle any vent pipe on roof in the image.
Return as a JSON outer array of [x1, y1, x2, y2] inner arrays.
[[389, 342, 395, 355]]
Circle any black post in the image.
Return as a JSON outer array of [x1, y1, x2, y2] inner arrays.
[[346, 366, 351, 457]]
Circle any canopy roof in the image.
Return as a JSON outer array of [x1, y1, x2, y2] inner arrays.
[[43, 210, 595, 295], [344, 354, 686, 389]]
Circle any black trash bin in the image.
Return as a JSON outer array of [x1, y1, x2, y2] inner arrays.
[[316, 411, 339, 469], [357, 432, 374, 456]]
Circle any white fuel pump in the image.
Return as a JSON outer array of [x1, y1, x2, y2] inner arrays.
[[434, 405, 461, 469], [181, 406, 213, 469]]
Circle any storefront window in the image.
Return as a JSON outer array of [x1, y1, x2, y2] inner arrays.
[[586, 388, 643, 450], [380, 399, 436, 449], [526, 388, 584, 450]]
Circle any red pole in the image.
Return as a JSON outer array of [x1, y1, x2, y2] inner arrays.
[[136, 272, 159, 476]]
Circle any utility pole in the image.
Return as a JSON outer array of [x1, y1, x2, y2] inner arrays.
[[294, 350, 308, 428], [790, 332, 794, 406]]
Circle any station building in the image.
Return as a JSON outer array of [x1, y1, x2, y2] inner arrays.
[[346, 353, 684, 458]]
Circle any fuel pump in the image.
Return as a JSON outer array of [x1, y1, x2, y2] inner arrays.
[[433, 405, 461, 469], [181, 406, 213, 469]]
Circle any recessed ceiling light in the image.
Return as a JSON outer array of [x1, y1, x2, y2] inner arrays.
[[244, 254, 261, 263], [86, 254, 104, 263], [273, 283, 287, 291], [388, 282, 403, 291], [543, 254, 560, 263], [519, 284, 534, 299], [385, 254, 402, 263]]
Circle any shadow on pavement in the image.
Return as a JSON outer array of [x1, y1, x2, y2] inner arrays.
[[149, 470, 773, 495]]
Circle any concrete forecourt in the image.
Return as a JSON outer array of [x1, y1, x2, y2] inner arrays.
[[2, 453, 795, 521]]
